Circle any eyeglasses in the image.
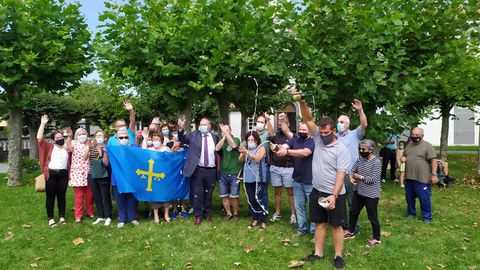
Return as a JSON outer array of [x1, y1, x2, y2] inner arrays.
[[118, 136, 129, 139]]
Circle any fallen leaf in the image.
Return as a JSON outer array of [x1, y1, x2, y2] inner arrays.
[[473, 223, 478, 228], [22, 224, 32, 229], [288, 260, 305, 268], [345, 250, 352, 257], [233, 262, 241, 267], [5, 231, 14, 240], [402, 263, 406, 267], [282, 238, 292, 245], [48, 247, 54, 251], [464, 237, 470, 243], [461, 246, 467, 251], [362, 251, 370, 257], [72, 237, 85, 246], [30, 263, 38, 268], [468, 266, 476, 270], [427, 266, 433, 270], [34, 257, 43, 261], [438, 264, 447, 268], [381, 231, 392, 237], [186, 262, 193, 269], [244, 247, 253, 253]]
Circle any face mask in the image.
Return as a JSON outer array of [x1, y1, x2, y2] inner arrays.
[[153, 141, 161, 148], [277, 128, 284, 135], [54, 138, 65, 146], [298, 132, 308, 140], [411, 136, 422, 143], [119, 139, 129, 146], [320, 133, 334, 145], [256, 123, 265, 131], [247, 142, 257, 149], [199, 125, 209, 134], [96, 137, 105, 145], [162, 130, 170, 137], [359, 151, 370, 158], [77, 135, 87, 143], [336, 123, 345, 133], [146, 140, 153, 146], [172, 134, 178, 140]]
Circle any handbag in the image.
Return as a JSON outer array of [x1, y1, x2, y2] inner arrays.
[[35, 174, 45, 192], [91, 154, 109, 179]]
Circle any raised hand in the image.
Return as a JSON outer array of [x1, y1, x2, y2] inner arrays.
[[123, 100, 134, 111], [352, 99, 363, 111], [40, 115, 49, 125], [142, 127, 149, 139], [219, 123, 230, 136], [151, 116, 160, 125]]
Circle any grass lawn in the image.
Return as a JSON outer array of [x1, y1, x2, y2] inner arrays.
[[433, 145, 479, 152], [1, 154, 479, 269]]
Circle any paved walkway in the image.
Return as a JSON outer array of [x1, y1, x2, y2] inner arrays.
[[0, 163, 8, 173]]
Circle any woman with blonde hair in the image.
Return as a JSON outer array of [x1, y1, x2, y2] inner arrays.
[[67, 127, 94, 223]]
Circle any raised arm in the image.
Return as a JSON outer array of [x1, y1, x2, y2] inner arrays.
[[124, 100, 136, 131], [278, 113, 293, 139], [37, 115, 49, 142], [352, 99, 368, 133], [177, 118, 190, 145], [264, 113, 274, 136], [298, 100, 317, 134]]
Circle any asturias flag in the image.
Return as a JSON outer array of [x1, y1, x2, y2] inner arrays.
[[107, 146, 189, 202]]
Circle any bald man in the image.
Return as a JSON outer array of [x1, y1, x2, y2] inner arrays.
[[336, 99, 368, 233], [401, 127, 438, 223], [178, 118, 220, 225]]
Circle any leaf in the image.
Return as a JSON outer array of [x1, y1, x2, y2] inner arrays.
[[345, 250, 353, 257], [233, 262, 241, 267], [282, 238, 292, 246], [30, 263, 38, 268], [381, 231, 392, 237], [185, 262, 193, 269], [362, 251, 370, 257], [72, 237, 85, 246], [288, 260, 305, 268], [438, 264, 447, 268], [244, 247, 253, 253], [5, 231, 14, 240], [427, 267, 433, 270], [22, 224, 32, 229]]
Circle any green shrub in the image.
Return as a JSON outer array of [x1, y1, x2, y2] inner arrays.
[[20, 157, 40, 173]]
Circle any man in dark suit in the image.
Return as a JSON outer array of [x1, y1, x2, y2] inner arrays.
[[178, 118, 219, 225]]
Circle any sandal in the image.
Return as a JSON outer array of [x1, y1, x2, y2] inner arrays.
[[247, 223, 257, 229], [258, 223, 266, 230], [233, 215, 240, 221], [224, 214, 233, 221]]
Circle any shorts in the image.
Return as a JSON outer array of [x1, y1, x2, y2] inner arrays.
[[270, 165, 294, 188], [400, 163, 405, 172], [309, 188, 346, 227], [219, 173, 240, 198]]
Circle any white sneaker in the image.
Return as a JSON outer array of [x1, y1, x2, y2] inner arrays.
[[92, 218, 104, 225], [117, 222, 125, 228], [104, 218, 112, 226], [270, 213, 281, 222], [290, 215, 297, 225], [48, 219, 57, 227], [131, 220, 139, 226]]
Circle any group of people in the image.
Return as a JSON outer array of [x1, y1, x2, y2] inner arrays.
[[37, 98, 441, 269]]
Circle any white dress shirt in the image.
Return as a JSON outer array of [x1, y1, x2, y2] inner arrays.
[[49, 145, 68, 170], [198, 132, 216, 167]]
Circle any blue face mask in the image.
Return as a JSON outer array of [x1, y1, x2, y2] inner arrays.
[[320, 133, 334, 145], [199, 125, 209, 134], [162, 130, 170, 137], [336, 123, 345, 133]]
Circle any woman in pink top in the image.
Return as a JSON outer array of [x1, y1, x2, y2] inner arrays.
[[67, 128, 94, 223]]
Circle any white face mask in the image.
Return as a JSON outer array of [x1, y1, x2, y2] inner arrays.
[[119, 139, 129, 146], [146, 140, 153, 146], [153, 141, 161, 148], [77, 135, 87, 143], [256, 123, 265, 131], [247, 142, 257, 149], [96, 137, 105, 145]]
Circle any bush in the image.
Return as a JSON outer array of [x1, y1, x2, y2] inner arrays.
[[21, 157, 40, 173]]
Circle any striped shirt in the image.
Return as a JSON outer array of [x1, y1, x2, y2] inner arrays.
[[88, 147, 101, 175], [350, 156, 381, 198]]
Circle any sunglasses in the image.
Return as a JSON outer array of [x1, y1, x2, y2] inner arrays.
[[118, 136, 129, 139]]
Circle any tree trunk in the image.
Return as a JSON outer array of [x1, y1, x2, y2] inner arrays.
[[477, 123, 480, 179], [7, 88, 23, 186], [28, 124, 38, 160], [179, 95, 193, 133], [439, 102, 452, 161], [215, 91, 230, 125]]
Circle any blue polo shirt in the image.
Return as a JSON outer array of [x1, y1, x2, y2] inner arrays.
[[107, 128, 136, 146], [287, 134, 315, 184]]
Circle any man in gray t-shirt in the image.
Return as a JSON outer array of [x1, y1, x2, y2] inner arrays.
[[298, 99, 351, 269]]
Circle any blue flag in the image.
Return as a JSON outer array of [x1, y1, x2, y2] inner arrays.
[[107, 146, 189, 202]]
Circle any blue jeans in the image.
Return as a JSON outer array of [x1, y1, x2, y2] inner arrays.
[[405, 179, 432, 221], [219, 173, 240, 198], [293, 181, 315, 234], [112, 185, 138, 223]]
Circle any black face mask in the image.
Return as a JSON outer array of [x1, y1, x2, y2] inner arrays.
[[277, 128, 284, 136], [359, 151, 370, 158], [54, 138, 65, 146], [298, 132, 308, 140], [411, 136, 422, 143], [320, 133, 334, 145]]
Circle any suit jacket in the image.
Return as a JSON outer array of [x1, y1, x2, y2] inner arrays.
[[178, 129, 219, 177]]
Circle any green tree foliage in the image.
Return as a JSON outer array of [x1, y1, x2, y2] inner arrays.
[[0, 0, 92, 185], [96, 0, 292, 128]]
